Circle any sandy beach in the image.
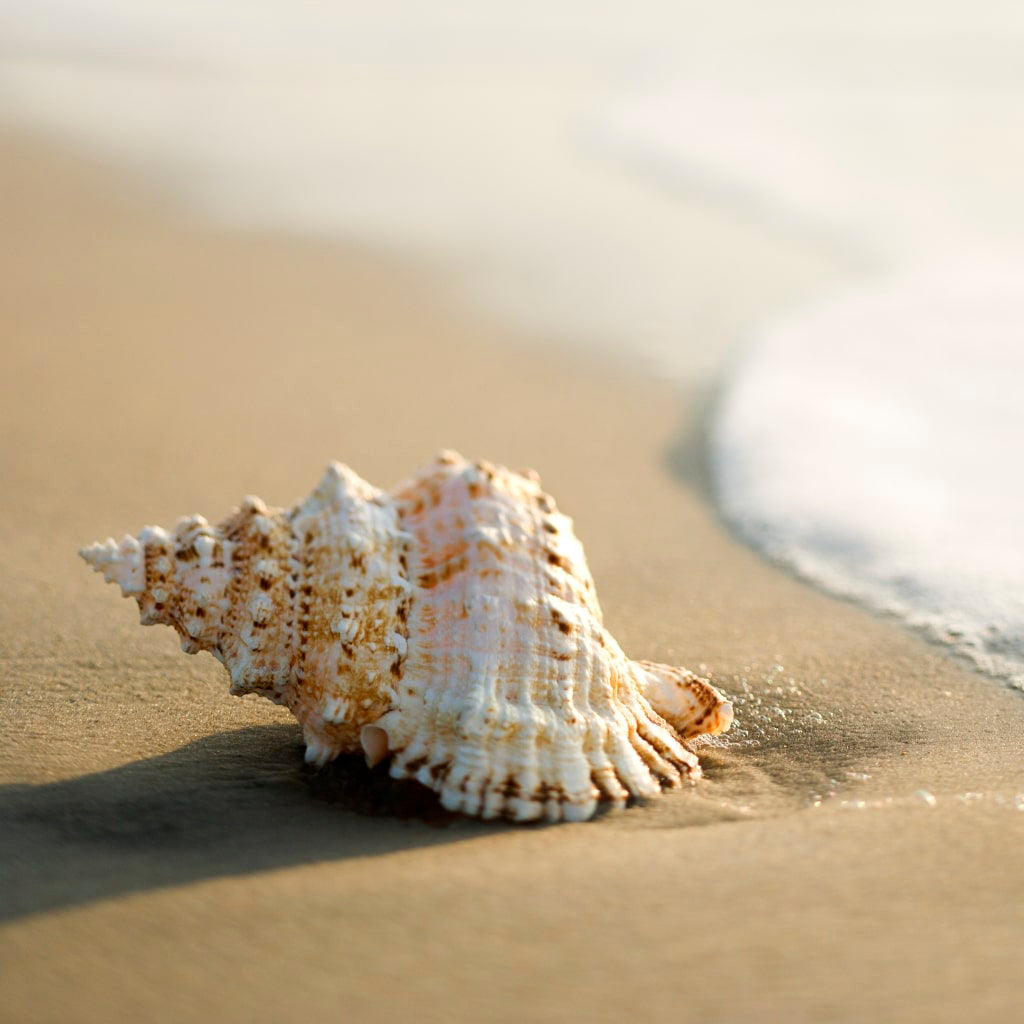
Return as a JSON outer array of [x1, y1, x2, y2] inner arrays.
[[2, 129, 1024, 1023]]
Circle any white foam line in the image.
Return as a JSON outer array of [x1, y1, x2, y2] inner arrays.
[[713, 261, 1024, 689]]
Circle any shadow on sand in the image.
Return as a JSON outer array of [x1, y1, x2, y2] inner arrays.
[[0, 725, 498, 924], [0, 679, 910, 925]]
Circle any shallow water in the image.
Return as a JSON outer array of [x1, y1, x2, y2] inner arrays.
[[713, 262, 1024, 688]]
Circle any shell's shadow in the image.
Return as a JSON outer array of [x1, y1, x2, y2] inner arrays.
[[0, 725, 497, 925]]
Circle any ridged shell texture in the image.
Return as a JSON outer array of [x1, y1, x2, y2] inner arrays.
[[82, 451, 733, 821]]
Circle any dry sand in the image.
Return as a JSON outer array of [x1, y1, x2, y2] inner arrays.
[[1, 130, 1023, 1023]]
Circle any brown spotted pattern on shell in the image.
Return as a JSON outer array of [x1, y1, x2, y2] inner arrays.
[[81, 451, 733, 821]]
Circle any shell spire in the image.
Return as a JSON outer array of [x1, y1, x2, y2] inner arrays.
[[80, 534, 145, 596], [81, 451, 733, 822], [81, 515, 234, 649]]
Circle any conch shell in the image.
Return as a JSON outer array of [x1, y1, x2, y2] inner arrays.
[[81, 451, 732, 821]]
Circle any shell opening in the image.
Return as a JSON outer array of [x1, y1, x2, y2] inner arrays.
[[712, 700, 735, 735]]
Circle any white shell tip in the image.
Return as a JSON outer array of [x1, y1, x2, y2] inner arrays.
[[79, 538, 114, 568], [80, 535, 145, 595]]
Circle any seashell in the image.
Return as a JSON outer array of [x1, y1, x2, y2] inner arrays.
[[81, 451, 733, 822]]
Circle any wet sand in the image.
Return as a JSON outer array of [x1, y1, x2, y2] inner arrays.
[[1, 130, 1023, 1023]]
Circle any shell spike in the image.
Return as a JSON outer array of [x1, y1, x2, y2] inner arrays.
[[361, 725, 391, 768], [302, 459, 381, 513]]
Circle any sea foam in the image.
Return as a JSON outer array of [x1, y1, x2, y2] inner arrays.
[[713, 262, 1024, 688], [590, 15, 1024, 687]]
